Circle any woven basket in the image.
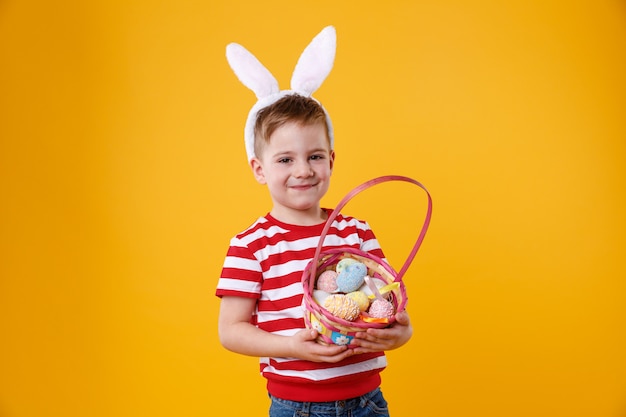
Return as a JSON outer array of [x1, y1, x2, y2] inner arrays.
[[302, 175, 432, 346]]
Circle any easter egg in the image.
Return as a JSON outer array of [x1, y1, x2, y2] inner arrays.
[[346, 291, 370, 312], [368, 299, 395, 319], [323, 294, 360, 321], [336, 258, 359, 273], [316, 270, 338, 293], [336, 262, 367, 293]]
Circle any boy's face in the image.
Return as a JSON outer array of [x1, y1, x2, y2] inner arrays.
[[250, 121, 334, 224]]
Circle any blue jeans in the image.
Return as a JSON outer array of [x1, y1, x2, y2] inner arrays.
[[269, 387, 390, 417]]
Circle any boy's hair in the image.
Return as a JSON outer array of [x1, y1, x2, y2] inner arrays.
[[253, 94, 330, 158]]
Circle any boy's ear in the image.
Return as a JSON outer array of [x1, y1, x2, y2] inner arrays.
[[250, 157, 267, 184], [329, 151, 335, 172]]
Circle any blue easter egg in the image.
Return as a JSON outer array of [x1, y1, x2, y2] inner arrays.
[[336, 262, 367, 293]]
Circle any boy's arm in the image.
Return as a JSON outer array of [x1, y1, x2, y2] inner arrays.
[[350, 310, 413, 353], [218, 295, 356, 363]]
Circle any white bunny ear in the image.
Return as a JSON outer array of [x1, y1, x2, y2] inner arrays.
[[291, 26, 336, 95], [226, 27, 337, 162], [226, 43, 279, 99]]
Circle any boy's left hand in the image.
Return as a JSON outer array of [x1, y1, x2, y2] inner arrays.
[[350, 310, 413, 353]]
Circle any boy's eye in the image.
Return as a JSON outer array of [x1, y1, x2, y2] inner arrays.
[[277, 158, 292, 163], [309, 154, 324, 161]]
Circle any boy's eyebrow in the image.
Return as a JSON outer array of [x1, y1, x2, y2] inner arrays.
[[311, 147, 330, 153], [270, 148, 329, 158], [270, 150, 294, 158], [305, 146, 333, 155]]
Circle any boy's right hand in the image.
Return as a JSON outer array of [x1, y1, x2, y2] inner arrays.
[[289, 329, 355, 363], [219, 296, 355, 362]]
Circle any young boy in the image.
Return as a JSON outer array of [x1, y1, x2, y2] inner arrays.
[[217, 26, 412, 416], [216, 94, 413, 417]]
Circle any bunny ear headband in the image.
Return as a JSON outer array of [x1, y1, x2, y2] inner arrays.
[[226, 26, 337, 162]]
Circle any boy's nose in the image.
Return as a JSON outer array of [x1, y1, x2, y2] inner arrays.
[[293, 160, 313, 177]]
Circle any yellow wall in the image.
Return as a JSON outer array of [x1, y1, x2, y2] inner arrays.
[[1, 1, 625, 416]]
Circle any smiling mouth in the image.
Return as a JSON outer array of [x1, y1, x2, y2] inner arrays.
[[290, 183, 317, 190]]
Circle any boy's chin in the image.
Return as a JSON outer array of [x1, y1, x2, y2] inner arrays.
[[273, 204, 325, 222], [286, 205, 320, 214]]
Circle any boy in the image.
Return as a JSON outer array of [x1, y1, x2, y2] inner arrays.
[[216, 27, 412, 417]]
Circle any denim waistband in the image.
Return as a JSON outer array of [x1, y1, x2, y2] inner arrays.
[[270, 387, 381, 413]]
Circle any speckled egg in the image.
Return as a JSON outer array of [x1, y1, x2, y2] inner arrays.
[[323, 294, 360, 321], [316, 270, 338, 293], [336, 262, 368, 293], [368, 299, 395, 319]]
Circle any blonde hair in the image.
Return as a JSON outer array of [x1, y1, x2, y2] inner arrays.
[[253, 94, 330, 157]]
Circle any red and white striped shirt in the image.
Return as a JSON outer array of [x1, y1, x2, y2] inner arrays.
[[216, 210, 388, 402]]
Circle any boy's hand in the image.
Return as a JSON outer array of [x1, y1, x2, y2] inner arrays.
[[350, 310, 413, 353], [289, 329, 356, 363]]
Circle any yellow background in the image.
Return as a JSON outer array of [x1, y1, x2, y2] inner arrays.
[[1, 1, 625, 416]]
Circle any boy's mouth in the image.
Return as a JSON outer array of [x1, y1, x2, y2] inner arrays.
[[290, 182, 317, 190]]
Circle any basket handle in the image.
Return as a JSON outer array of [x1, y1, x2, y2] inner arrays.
[[313, 175, 432, 282]]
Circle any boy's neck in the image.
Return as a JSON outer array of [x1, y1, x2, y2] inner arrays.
[[269, 206, 327, 226]]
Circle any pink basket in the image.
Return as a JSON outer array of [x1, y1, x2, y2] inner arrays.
[[302, 175, 432, 346]]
